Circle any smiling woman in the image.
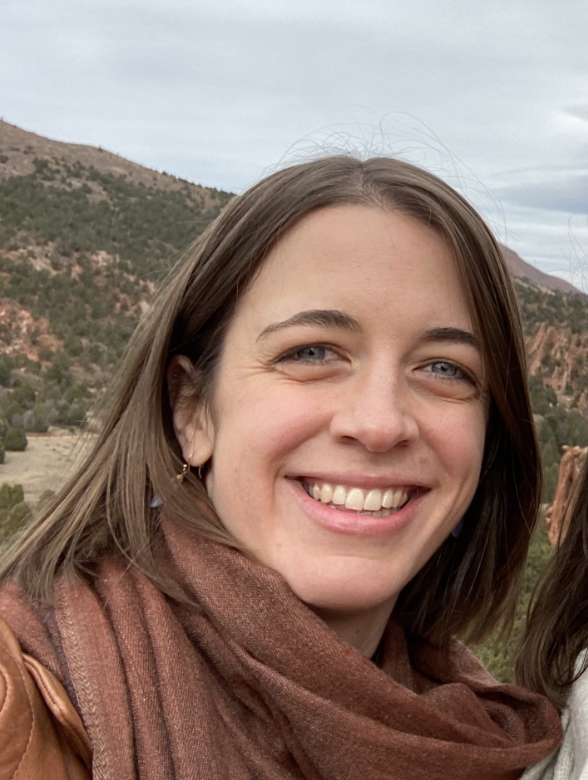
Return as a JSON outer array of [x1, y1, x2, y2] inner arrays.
[[170, 205, 487, 653], [0, 156, 561, 779]]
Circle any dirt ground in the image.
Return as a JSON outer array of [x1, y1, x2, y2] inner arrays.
[[0, 431, 96, 507]]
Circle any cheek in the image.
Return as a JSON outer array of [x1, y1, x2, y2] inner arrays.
[[432, 406, 486, 485], [219, 386, 329, 463], [208, 387, 330, 506], [456, 415, 486, 489]]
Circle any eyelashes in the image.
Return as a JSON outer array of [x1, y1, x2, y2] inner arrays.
[[276, 344, 339, 365], [423, 361, 477, 385], [276, 343, 478, 384]]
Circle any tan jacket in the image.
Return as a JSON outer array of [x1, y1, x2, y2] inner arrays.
[[0, 618, 91, 779]]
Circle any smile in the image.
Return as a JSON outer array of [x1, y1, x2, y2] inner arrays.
[[301, 480, 411, 516]]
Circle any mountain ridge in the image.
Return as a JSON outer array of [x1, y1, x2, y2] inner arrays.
[[500, 244, 579, 295], [0, 119, 580, 296], [0, 120, 227, 207]]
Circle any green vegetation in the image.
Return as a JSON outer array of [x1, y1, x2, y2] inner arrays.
[[474, 520, 553, 681], [0, 157, 232, 428], [529, 376, 588, 503], [0, 158, 230, 280], [4, 428, 27, 451], [0, 483, 30, 543], [472, 288, 588, 678], [515, 279, 588, 337]]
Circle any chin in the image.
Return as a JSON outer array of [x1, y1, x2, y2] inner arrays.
[[278, 560, 404, 615]]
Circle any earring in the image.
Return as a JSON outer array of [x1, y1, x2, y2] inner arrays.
[[176, 463, 189, 482]]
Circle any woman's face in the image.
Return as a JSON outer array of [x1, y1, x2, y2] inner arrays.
[[177, 205, 487, 616]]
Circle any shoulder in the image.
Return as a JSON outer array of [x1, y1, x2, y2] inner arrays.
[[0, 616, 91, 780], [522, 655, 588, 780]]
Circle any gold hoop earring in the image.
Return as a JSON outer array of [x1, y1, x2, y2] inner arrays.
[[197, 465, 203, 480]]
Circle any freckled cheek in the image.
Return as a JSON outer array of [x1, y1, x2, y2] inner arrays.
[[215, 391, 328, 471]]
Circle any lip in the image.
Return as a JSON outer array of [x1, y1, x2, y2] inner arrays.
[[287, 478, 428, 537]]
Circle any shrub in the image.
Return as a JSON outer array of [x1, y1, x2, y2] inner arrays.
[[7, 501, 30, 526], [4, 428, 28, 451], [55, 401, 87, 428], [36, 489, 55, 512], [64, 335, 83, 357], [0, 357, 12, 387], [45, 352, 71, 384], [0, 500, 30, 543], [32, 400, 57, 427], [0, 483, 24, 511], [11, 384, 36, 409], [9, 413, 23, 430], [21, 409, 49, 433], [4, 401, 23, 420], [38, 346, 54, 362]]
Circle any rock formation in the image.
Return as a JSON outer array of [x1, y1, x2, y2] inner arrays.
[[546, 445, 587, 545]]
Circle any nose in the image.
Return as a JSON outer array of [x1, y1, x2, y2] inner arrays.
[[329, 369, 419, 453]]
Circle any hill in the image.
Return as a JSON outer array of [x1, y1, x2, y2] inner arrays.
[[501, 244, 579, 294], [0, 120, 234, 430]]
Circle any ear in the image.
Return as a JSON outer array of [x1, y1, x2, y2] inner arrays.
[[167, 355, 214, 466]]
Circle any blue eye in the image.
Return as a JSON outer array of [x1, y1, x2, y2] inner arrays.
[[430, 361, 461, 377], [276, 344, 337, 365], [293, 346, 328, 362], [426, 361, 476, 384]]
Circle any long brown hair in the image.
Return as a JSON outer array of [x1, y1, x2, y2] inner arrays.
[[517, 456, 588, 707], [0, 155, 539, 645]]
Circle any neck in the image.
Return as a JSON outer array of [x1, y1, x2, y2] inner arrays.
[[312, 598, 396, 658]]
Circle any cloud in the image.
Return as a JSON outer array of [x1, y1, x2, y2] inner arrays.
[[498, 174, 588, 215], [565, 105, 588, 121], [3, 0, 588, 270]]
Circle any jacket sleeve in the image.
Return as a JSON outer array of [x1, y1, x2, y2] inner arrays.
[[0, 616, 91, 780]]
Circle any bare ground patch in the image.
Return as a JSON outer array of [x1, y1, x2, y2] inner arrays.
[[0, 431, 96, 506]]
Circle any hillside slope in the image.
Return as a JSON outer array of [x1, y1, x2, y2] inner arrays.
[[501, 244, 579, 294]]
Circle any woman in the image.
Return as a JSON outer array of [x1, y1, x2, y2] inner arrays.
[[518, 456, 588, 780], [0, 155, 561, 779]]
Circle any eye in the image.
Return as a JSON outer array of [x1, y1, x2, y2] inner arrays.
[[428, 361, 463, 378], [423, 360, 478, 387], [277, 344, 337, 364]]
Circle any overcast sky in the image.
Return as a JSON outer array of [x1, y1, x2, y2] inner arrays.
[[2, 0, 588, 287]]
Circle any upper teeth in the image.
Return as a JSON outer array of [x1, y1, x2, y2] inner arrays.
[[307, 482, 409, 512]]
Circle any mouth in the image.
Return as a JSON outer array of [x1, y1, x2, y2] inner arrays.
[[299, 479, 416, 517]]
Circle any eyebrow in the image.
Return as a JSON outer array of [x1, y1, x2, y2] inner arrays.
[[257, 311, 478, 349], [421, 327, 479, 348], [257, 309, 362, 340]]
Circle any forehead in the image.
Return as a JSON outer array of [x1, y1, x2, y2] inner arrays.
[[233, 204, 472, 334]]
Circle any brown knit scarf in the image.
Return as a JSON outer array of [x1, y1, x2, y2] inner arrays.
[[0, 519, 561, 779]]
